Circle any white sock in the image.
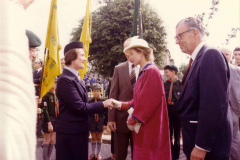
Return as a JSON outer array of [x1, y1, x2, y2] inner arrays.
[[91, 142, 97, 155], [97, 142, 102, 154]]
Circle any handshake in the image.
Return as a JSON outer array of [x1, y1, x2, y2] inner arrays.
[[104, 99, 142, 134], [102, 99, 122, 110]]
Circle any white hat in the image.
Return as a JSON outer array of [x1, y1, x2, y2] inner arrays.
[[123, 38, 152, 54]]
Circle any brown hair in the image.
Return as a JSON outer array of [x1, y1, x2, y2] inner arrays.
[[132, 47, 154, 61], [64, 49, 79, 66], [234, 47, 240, 52]]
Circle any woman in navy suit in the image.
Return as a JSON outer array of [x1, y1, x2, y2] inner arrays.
[[56, 41, 113, 160]]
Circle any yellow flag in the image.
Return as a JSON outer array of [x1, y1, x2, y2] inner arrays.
[[79, 0, 92, 79], [40, 0, 62, 98]]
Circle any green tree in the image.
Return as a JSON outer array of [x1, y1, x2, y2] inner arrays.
[[177, 63, 188, 80], [195, 0, 219, 36], [224, 27, 240, 45], [195, 0, 239, 45], [71, 0, 167, 77]]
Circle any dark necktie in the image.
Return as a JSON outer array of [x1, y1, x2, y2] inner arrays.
[[94, 98, 100, 122], [181, 58, 193, 86], [130, 64, 136, 87], [167, 78, 178, 105]]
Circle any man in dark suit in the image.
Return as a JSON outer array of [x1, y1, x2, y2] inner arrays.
[[108, 37, 139, 160], [56, 41, 113, 160], [175, 17, 231, 160], [164, 65, 181, 160], [33, 59, 43, 96]]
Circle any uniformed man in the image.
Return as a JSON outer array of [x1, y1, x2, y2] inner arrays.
[[26, 29, 43, 140], [33, 59, 43, 95], [26, 30, 41, 60], [164, 65, 181, 160]]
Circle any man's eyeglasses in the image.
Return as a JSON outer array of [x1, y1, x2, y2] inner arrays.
[[174, 29, 193, 40]]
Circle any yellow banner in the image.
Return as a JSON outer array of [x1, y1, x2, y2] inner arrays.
[[79, 0, 92, 79], [40, 0, 62, 98]]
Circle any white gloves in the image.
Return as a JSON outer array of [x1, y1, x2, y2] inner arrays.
[[126, 107, 142, 134], [111, 99, 122, 110], [127, 108, 134, 131]]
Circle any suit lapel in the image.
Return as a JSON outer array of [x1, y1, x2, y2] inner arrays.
[[122, 62, 133, 92], [75, 77, 87, 93], [63, 69, 87, 98], [179, 45, 207, 101]]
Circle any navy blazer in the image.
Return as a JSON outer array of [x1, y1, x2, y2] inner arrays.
[[56, 69, 104, 134], [177, 45, 232, 159]]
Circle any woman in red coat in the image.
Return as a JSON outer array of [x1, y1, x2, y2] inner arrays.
[[112, 38, 171, 160]]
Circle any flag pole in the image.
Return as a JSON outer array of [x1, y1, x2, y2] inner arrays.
[[130, 0, 143, 38], [39, 48, 48, 98], [138, 0, 143, 38]]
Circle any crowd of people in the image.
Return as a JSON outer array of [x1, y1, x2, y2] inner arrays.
[[82, 74, 110, 96], [1, 1, 240, 160]]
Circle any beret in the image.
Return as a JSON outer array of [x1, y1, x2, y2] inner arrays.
[[91, 83, 102, 90], [26, 30, 42, 47], [164, 65, 178, 72], [64, 41, 83, 55]]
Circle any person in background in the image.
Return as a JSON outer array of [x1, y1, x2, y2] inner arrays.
[[26, 30, 42, 60], [97, 75, 102, 84], [220, 47, 240, 160], [88, 83, 108, 160], [86, 80, 91, 93], [41, 79, 58, 160], [33, 58, 43, 96], [26, 29, 43, 141], [60, 58, 65, 69], [83, 74, 88, 84], [0, 0, 36, 159], [105, 78, 111, 98], [233, 47, 240, 66], [33, 58, 44, 140], [90, 75, 97, 86], [164, 65, 181, 160]]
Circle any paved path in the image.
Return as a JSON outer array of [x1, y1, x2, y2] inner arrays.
[[36, 138, 186, 160]]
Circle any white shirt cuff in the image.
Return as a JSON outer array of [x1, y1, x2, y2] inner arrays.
[[195, 145, 209, 152]]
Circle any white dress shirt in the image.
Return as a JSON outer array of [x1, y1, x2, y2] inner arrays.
[[65, 66, 79, 78], [191, 41, 205, 64], [36, 67, 42, 73]]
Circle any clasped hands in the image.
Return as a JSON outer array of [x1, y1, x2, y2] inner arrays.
[[105, 99, 141, 134]]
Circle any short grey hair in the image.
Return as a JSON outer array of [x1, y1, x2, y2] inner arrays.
[[176, 17, 204, 37]]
